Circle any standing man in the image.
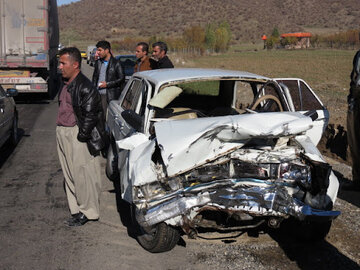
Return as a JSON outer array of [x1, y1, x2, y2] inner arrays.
[[57, 47, 107, 226], [134, 42, 153, 72], [92, 40, 124, 115], [345, 49, 360, 191], [151, 41, 174, 69]]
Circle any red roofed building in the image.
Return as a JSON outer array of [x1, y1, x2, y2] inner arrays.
[[280, 32, 312, 49]]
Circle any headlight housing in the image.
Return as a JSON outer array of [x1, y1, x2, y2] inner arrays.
[[279, 162, 311, 189]]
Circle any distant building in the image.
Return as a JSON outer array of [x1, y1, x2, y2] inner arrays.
[[280, 32, 312, 49]]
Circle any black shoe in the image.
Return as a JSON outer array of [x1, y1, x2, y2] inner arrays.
[[64, 213, 80, 225], [341, 182, 360, 191], [65, 213, 89, 227]]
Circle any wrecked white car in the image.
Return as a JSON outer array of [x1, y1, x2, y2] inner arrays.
[[106, 68, 340, 253]]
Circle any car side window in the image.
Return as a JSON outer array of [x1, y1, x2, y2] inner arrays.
[[278, 80, 323, 111], [121, 79, 142, 111], [277, 80, 301, 110], [300, 81, 323, 110]]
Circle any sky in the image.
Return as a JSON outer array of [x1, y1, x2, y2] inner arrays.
[[57, 0, 80, 6]]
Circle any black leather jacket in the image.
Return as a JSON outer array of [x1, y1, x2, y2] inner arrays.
[[66, 72, 107, 156], [152, 55, 174, 69], [92, 55, 124, 102], [351, 50, 360, 89]]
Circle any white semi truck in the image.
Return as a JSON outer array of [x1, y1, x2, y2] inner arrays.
[[0, 0, 59, 98]]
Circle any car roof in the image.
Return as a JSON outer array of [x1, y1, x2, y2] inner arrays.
[[133, 68, 270, 86]]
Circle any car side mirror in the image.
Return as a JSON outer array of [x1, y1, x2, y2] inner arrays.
[[6, 88, 18, 97], [304, 110, 318, 121], [121, 110, 143, 132]]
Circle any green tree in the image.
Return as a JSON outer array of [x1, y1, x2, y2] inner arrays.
[[214, 27, 228, 52], [271, 27, 280, 38], [183, 25, 205, 49], [205, 23, 216, 52], [213, 21, 232, 52]]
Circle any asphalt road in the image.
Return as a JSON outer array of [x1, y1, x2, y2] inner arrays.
[[0, 62, 359, 270]]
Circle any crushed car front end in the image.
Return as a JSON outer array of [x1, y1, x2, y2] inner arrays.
[[126, 112, 340, 239]]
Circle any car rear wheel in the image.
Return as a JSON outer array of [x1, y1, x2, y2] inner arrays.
[[136, 222, 180, 253], [10, 112, 19, 146]]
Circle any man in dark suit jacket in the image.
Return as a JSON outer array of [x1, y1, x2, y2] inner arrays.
[[151, 41, 174, 69]]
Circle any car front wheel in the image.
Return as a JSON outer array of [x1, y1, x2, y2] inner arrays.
[[105, 139, 119, 181], [298, 220, 332, 241], [283, 218, 332, 242], [136, 222, 180, 253]]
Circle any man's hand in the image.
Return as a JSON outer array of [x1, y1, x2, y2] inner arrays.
[[98, 81, 107, 88]]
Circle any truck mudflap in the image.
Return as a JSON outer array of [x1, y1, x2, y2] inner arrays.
[[134, 179, 340, 228]]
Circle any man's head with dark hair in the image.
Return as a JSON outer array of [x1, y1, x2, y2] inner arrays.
[[152, 41, 168, 61], [96, 40, 112, 61], [137, 42, 149, 54], [135, 42, 149, 61], [59, 47, 82, 68], [58, 47, 82, 80], [96, 40, 111, 50], [152, 41, 167, 54]]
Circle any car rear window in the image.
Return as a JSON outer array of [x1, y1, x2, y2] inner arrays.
[[176, 80, 220, 96]]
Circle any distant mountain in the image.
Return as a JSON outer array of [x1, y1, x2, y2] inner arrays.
[[58, 0, 360, 42]]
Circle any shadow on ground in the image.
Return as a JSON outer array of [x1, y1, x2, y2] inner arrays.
[[268, 223, 360, 270], [318, 124, 349, 165], [333, 170, 360, 208], [0, 128, 26, 169]]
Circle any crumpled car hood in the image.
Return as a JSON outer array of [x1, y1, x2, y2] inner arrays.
[[127, 112, 313, 187], [155, 112, 313, 177]]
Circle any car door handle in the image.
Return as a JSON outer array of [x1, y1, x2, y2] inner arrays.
[[115, 118, 124, 129]]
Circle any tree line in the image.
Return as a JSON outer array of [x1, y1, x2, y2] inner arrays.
[[111, 22, 232, 55]]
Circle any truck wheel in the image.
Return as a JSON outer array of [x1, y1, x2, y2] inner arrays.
[[10, 112, 19, 146], [136, 222, 180, 253], [106, 140, 119, 181]]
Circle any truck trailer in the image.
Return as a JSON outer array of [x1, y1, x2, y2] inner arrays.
[[0, 0, 59, 98]]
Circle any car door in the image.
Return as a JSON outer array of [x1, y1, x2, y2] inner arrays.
[[107, 77, 151, 200], [274, 79, 329, 145], [0, 86, 13, 146]]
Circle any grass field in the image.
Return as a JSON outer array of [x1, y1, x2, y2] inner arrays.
[[178, 48, 357, 126]]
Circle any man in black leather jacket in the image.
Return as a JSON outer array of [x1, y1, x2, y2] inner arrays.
[[56, 47, 107, 226], [345, 49, 360, 191], [92, 40, 124, 114], [151, 41, 174, 69]]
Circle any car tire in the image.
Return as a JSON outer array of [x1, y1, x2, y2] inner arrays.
[[284, 218, 332, 242], [105, 139, 119, 181], [10, 112, 19, 146], [136, 221, 180, 253], [298, 220, 332, 241]]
